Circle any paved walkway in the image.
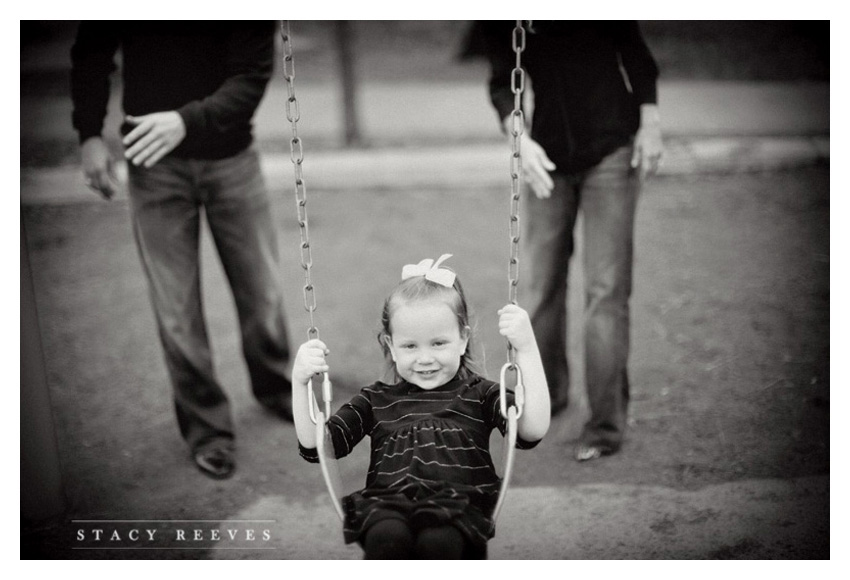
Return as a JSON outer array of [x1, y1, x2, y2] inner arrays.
[[19, 135, 830, 207], [20, 80, 829, 206], [251, 80, 829, 143]]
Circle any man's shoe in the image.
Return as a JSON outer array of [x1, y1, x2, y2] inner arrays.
[[258, 394, 294, 422], [193, 446, 236, 479]]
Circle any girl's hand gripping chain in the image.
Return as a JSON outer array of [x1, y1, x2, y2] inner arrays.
[[497, 305, 551, 442], [293, 339, 330, 385], [292, 339, 330, 449], [498, 304, 537, 353]]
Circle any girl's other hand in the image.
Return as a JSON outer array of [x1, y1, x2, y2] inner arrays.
[[292, 339, 330, 386], [497, 304, 536, 352]]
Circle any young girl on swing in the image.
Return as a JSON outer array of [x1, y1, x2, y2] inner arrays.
[[292, 254, 550, 559]]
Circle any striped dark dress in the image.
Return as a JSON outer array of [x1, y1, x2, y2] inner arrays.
[[299, 373, 540, 549]]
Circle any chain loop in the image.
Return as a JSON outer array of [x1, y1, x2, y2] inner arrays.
[[281, 21, 320, 342], [506, 21, 526, 365]]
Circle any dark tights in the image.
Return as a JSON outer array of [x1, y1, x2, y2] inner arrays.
[[362, 519, 476, 559]]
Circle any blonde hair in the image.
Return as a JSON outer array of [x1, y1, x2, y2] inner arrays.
[[377, 273, 481, 382]]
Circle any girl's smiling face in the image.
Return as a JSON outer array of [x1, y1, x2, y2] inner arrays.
[[385, 298, 469, 390]]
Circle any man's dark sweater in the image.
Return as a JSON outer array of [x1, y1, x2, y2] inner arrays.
[[465, 21, 659, 174], [71, 21, 275, 160]]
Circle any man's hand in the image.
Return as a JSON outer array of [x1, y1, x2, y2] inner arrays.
[[80, 137, 120, 200], [123, 111, 186, 168], [504, 117, 557, 199], [631, 104, 664, 180], [522, 133, 558, 199]]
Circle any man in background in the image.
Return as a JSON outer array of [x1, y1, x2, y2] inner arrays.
[[71, 21, 294, 479]]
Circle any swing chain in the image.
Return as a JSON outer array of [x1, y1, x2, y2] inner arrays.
[[507, 21, 526, 365], [281, 22, 333, 427], [281, 21, 319, 341]]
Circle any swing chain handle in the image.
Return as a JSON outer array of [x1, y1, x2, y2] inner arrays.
[[306, 372, 334, 425], [499, 362, 525, 421]]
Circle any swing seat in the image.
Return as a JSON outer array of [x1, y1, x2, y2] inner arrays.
[[283, 18, 531, 530], [283, 19, 530, 531]]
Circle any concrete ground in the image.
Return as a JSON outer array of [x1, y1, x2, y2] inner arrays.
[[23, 167, 830, 560], [211, 476, 828, 559]]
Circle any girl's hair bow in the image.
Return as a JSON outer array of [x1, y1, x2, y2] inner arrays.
[[401, 254, 456, 288]]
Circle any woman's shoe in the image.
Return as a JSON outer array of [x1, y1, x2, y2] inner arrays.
[[574, 442, 616, 462]]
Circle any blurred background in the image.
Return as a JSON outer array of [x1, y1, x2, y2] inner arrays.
[[21, 21, 829, 559], [21, 20, 829, 162]]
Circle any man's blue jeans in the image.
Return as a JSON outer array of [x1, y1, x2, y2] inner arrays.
[[522, 146, 638, 451], [127, 147, 291, 453]]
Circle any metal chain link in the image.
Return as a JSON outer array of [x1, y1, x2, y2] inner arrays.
[[280, 21, 319, 342], [507, 20, 526, 365], [281, 21, 334, 425]]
